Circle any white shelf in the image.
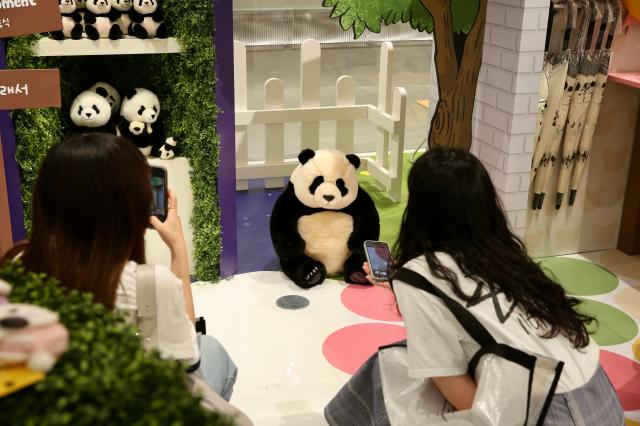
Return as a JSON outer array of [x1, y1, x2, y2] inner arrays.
[[32, 36, 181, 57]]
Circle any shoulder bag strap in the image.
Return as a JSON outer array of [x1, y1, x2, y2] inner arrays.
[[393, 267, 497, 347], [136, 264, 159, 351]]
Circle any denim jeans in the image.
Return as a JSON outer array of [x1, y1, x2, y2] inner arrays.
[[196, 334, 238, 401]]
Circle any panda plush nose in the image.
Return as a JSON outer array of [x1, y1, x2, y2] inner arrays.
[[0, 316, 28, 329], [85, 112, 92, 118], [323, 195, 335, 202], [151, 114, 156, 119]]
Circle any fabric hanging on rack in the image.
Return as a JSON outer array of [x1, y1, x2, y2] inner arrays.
[[568, 49, 611, 205], [532, 53, 570, 210]]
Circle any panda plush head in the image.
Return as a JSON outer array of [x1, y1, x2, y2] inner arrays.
[[59, 0, 77, 14], [112, 0, 132, 12], [0, 304, 59, 339], [70, 90, 111, 128], [90, 82, 121, 115], [120, 88, 160, 124], [133, 0, 158, 14], [86, 0, 111, 13], [290, 149, 360, 211]]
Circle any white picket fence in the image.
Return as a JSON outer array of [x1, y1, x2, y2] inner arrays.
[[234, 39, 407, 202]]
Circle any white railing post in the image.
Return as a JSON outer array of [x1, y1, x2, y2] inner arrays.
[[335, 75, 356, 154], [234, 40, 249, 190], [377, 42, 393, 169], [264, 78, 285, 188], [300, 39, 321, 151], [389, 87, 407, 202]]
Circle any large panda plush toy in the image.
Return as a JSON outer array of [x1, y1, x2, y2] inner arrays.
[[130, 0, 168, 39], [83, 0, 123, 40], [270, 149, 380, 288], [69, 90, 113, 133], [117, 88, 177, 159]]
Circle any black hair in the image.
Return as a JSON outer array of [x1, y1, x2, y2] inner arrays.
[[394, 147, 592, 349]]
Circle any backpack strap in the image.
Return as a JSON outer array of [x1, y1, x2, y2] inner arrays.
[[136, 264, 158, 351]]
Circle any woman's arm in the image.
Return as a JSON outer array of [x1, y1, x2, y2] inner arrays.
[[150, 191, 195, 324], [432, 374, 477, 411]]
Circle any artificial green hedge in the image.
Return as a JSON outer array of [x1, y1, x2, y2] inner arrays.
[[7, 1, 221, 280], [0, 262, 233, 425]]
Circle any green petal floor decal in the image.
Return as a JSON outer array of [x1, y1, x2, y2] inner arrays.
[[539, 257, 619, 296], [577, 299, 638, 346]]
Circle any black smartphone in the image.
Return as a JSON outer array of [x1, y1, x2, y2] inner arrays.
[[364, 240, 392, 281], [150, 165, 168, 225]]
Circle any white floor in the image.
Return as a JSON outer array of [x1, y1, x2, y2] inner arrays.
[[192, 271, 400, 426]]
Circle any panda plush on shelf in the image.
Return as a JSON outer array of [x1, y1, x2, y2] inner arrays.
[[130, 0, 168, 39], [84, 0, 123, 40], [50, 0, 83, 40], [270, 149, 380, 289], [117, 88, 177, 159], [111, 0, 133, 35], [69, 90, 113, 134]]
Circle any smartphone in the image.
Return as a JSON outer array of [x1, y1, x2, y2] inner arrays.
[[150, 165, 168, 224], [364, 240, 392, 281]]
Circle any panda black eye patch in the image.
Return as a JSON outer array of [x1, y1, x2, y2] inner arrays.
[[138, 106, 146, 115], [309, 176, 324, 194], [336, 179, 348, 196], [92, 105, 100, 113], [77, 106, 83, 115], [153, 106, 158, 113]]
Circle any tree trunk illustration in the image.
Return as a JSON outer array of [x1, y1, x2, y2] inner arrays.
[[422, 0, 488, 151]]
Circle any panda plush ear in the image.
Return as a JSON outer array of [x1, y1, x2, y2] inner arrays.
[[298, 149, 315, 165], [346, 153, 361, 169], [123, 88, 138, 100], [95, 87, 109, 98]]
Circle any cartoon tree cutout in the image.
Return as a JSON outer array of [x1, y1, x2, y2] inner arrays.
[[323, 0, 487, 151]]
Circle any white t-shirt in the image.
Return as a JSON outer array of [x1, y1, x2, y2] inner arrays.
[[115, 261, 199, 365], [393, 254, 599, 393]]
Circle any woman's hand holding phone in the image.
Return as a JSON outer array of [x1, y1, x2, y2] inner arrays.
[[149, 191, 186, 254], [362, 262, 391, 290]]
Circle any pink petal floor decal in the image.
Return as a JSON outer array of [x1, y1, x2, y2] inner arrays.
[[341, 284, 403, 322], [323, 323, 406, 375], [600, 350, 640, 411]]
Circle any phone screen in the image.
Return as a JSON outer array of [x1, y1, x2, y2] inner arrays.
[[364, 240, 392, 280], [150, 166, 167, 221]]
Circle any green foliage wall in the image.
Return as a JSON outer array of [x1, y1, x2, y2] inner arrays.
[[0, 263, 233, 425], [7, 1, 220, 280]]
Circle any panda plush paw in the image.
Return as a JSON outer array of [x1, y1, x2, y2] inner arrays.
[[297, 259, 326, 289]]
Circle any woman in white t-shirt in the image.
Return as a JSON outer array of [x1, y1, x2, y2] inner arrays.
[[5, 133, 237, 402], [363, 148, 623, 424]]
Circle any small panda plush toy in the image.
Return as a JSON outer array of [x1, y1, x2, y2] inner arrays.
[[117, 88, 177, 159], [70, 90, 113, 133], [130, 0, 168, 39], [270, 149, 380, 288], [50, 0, 83, 40], [111, 0, 133, 35], [84, 0, 122, 40]]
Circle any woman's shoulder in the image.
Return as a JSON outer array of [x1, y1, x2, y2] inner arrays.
[[124, 262, 181, 290], [401, 252, 460, 277]]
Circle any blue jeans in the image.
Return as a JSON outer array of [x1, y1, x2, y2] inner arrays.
[[196, 335, 238, 401]]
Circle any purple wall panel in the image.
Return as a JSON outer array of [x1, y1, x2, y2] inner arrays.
[[214, 0, 238, 277]]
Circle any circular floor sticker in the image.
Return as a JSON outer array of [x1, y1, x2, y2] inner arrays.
[[341, 285, 402, 322], [615, 286, 640, 321], [576, 299, 638, 346], [600, 350, 640, 411], [539, 257, 618, 296], [322, 323, 406, 375]]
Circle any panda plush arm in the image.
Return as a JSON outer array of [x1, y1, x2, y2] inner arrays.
[[269, 183, 314, 260], [129, 8, 145, 23], [72, 11, 83, 23], [83, 10, 97, 24], [152, 8, 164, 22], [108, 8, 121, 22], [343, 187, 380, 254]]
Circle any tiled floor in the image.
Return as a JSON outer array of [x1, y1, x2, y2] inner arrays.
[[193, 250, 640, 425]]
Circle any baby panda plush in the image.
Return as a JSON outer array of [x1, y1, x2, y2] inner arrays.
[[130, 0, 168, 39], [84, 0, 123, 40], [117, 88, 177, 159], [111, 0, 133, 35], [70, 90, 113, 133], [270, 149, 380, 288], [50, 0, 83, 40]]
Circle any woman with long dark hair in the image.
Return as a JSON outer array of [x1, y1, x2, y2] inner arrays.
[[363, 148, 622, 424], [4, 133, 238, 402]]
